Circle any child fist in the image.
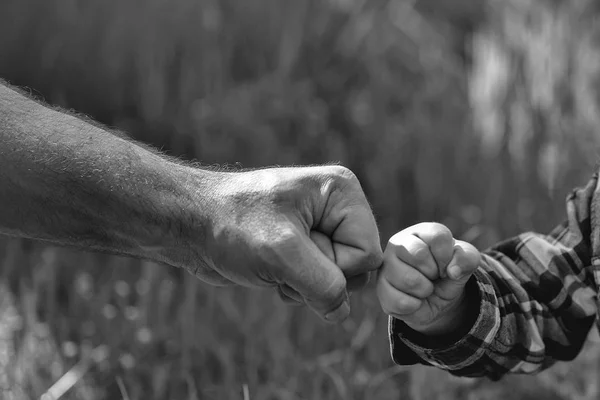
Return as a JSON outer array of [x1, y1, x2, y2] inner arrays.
[[376, 222, 480, 336]]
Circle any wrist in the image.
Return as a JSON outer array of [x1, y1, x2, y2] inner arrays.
[[130, 162, 225, 267]]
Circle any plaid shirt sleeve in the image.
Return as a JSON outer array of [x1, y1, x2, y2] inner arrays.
[[389, 172, 600, 380]]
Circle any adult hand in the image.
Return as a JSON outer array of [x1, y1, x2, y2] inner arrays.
[[0, 81, 382, 323], [181, 166, 383, 322]]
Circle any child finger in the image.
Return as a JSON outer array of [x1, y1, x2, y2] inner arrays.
[[447, 241, 481, 282], [387, 232, 439, 280], [403, 222, 455, 279], [381, 255, 434, 298], [376, 274, 423, 316]]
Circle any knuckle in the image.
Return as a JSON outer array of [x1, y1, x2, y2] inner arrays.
[[412, 246, 430, 263], [388, 231, 405, 243], [430, 223, 453, 244], [330, 165, 357, 181], [326, 166, 360, 191], [386, 233, 405, 250]]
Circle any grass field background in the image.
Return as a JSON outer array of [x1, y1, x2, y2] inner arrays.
[[0, 0, 600, 399]]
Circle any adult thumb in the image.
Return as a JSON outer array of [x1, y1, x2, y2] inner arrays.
[[281, 234, 350, 323]]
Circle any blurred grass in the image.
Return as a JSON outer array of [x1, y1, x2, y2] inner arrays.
[[0, 0, 599, 399]]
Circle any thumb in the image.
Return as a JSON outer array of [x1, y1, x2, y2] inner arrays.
[[433, 241, 480, 301], [446, 241, 481, 284], [281, 234, 350, 323]]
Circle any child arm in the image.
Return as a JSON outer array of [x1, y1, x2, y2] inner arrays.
[[389, 173, 600, 380]]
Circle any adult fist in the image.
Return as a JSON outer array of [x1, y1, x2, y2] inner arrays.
[[180, 165, 383, 322]]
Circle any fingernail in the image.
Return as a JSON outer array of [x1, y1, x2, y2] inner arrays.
[[325, 300, 350, 322], [448, 265, 462, 280]]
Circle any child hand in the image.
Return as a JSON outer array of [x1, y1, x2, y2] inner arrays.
[[376, 222, 481, 336]]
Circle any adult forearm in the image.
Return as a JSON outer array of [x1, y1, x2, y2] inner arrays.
[[0, 82, 215, 265], [0, 81, 384, 322]]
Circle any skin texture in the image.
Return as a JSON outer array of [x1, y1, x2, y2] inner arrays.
[[0, 81, 383, 322], [376, 222, 481, 335]]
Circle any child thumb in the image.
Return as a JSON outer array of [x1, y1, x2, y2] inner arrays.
[[446, 241, 481, 284]]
